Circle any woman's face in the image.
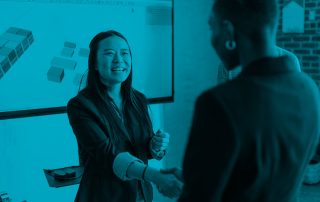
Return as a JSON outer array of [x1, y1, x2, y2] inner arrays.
[[96, 36, 131, 87]]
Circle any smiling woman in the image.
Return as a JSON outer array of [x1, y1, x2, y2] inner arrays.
[[66, 30, 182, 202]]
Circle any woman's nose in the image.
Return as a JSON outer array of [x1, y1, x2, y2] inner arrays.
[[113, 52, 122, 63]]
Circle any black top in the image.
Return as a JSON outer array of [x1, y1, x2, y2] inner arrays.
[[179, 56, 320, 202], [67, 88, 153, 202]]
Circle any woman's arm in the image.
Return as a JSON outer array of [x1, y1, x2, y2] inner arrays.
[[113, 152, 183, 198], [67, 98, 123, 169]]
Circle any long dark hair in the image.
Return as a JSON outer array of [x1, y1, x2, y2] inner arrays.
[[86, 30, 153, 142]]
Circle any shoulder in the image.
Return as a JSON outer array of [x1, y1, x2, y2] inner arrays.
[[67, 88, 99, 116], [277, 46, 301, 72], [191, 89, 236, 144], [195, 88, 224, 113], [132, 89, 147, 99], [68, 89, 88, 108], [196, 83, 235, 106], [132, 89, 148, 104], [194, 84, 241, 123]]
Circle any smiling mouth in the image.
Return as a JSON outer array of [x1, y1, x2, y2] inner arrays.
[[111, 67, 126, 72]]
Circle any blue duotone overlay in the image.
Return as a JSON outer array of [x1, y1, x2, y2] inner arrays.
[[0, 0, 173, 201]]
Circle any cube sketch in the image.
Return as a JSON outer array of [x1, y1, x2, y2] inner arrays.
[[6, 27, 21, 34], [0, 56, 11, 73], [64, 41, 76, 49], [0, 32, 25, 43], [47, 66, 64, 83], [61, 47, 74, 58], [0, 38, 8, 47], [5, 41, 23, 57], [16, 29, 32, 38], [0, 46, 17, 65], [50, 57, 77, 70], [0, 27, 34, 79], [8, 27, 34, 47]]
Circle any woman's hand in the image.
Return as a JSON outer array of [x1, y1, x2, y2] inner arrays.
[[160, 167, 183, 182], [144, 167, 183, 198], [155, 172, 183, 198], [150, 129, 170, 153]]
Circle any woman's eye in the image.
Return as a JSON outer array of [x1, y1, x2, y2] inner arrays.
[[104, 52, 114, 55]]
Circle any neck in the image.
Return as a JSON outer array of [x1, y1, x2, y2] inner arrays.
[[238, 30, 278, 68], [106, 84, 122, 102]]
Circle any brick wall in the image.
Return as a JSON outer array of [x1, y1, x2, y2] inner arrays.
[[277, 0, 320, 85]]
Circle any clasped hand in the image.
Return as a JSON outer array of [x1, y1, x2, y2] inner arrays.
[[154, 167, 184, 199], [151, 129, 170, 153]]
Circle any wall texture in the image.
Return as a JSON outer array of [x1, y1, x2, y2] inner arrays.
[[277, 0, 320, 85], [163, 0, 219, 171]]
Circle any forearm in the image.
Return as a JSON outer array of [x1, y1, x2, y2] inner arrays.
[[112, 152, 159, 183], [127, 162, 160, 183], [126, 161, 145, 180], [113, 152, 143, 180]]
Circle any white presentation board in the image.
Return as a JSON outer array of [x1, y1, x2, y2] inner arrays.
[[0, 0, 173, 119]]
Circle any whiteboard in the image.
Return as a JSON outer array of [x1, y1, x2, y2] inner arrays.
[[0, 0, 173, 119]]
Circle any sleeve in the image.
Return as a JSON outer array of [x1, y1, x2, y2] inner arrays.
[[179, 92, 240, 202], [113, 152, 145, 181], [67, 98, 124, 169], [146, 131, 155, 160], [137, 90, 155, 160]]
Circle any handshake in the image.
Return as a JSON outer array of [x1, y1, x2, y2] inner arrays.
[[148, 130, 183, 198], [153, 167, 184, 199]]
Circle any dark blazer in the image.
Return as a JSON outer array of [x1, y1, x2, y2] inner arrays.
[[179, 56, 320, 202], [67, 88, 153, 202]]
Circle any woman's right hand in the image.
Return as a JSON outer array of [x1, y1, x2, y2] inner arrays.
[[144, 167, 183, 198], [155, 172, 183, 198]]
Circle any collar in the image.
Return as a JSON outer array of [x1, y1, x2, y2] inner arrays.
[[240, 56, 299, 76]]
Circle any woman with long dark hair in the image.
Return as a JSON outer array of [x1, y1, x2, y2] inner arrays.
[[67, 30, 182, 202]]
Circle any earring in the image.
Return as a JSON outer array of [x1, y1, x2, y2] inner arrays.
[[225, 40, 236, 50]]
